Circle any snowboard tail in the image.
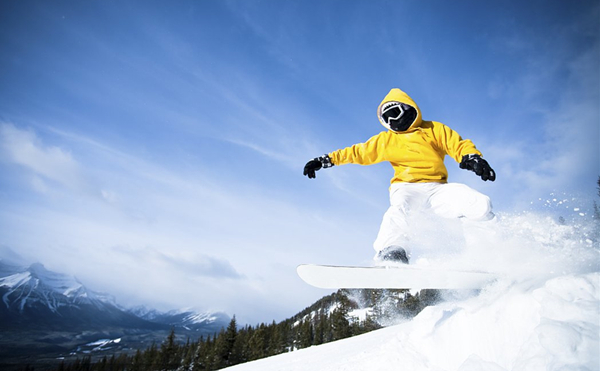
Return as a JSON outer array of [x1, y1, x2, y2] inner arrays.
[[297, 264, 495, 290]]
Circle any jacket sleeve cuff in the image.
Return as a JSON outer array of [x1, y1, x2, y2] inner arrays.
[[319, 154, 334, 168]]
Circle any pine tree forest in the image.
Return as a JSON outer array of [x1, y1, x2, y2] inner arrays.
[[48, 288, 440, 371]]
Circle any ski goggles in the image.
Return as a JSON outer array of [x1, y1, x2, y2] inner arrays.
[[380, 102, 407, 125]]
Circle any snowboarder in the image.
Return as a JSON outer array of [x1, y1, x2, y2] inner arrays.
[[303, 88, 496, 264]]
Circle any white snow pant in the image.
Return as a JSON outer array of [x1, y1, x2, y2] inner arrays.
[[373, 182, 494, 255]]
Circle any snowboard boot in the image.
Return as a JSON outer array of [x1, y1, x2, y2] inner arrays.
[[376, 246, 409, 264]]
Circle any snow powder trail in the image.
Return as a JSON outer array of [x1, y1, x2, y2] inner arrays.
[[223, 210, 600, 371]]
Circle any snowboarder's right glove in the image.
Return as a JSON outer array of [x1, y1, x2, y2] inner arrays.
[[460, 154, 496, 181], [303, 154, 334, 179]]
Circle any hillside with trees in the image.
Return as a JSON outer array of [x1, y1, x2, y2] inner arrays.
[[50, 288, 440, 371]]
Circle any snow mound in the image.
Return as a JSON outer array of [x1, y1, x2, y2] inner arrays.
[[224, 273, 598, 371], [225, 211, 599, 371]]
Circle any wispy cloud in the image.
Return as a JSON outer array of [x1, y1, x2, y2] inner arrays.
[[0, 122, 365, 320], [483, 39, 599, 208], [0, 123, 86, 192], [2, 0, 596, 325], [112, 245, 243, 279]]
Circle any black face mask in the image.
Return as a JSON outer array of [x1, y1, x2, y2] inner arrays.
[[381, 103, 418, 132]]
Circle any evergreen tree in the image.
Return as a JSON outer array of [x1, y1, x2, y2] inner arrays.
[[269, 320, 286, 355], [224, 316, 239, 365], [313, 309, 327, 345], [297, 318, 314, 348], [130, 349, 144, 371], [144, 342, 159, 370], [82, 356, 92, 371], [331, 308, 351, 340], [203, 334, 216, 370], [192, 335, 211, 371], [248, 323, 267, 360], [362, 312, 382, 333], [181, 338, 195, 371], [106, 354, 119, 371], [231, 325, 250, 364], [213, 316, 239, 369], [96, 356, 107, 371], [157, 329, 180, 370], [212, 328, 227, 369], [402, 291, 422, 316]]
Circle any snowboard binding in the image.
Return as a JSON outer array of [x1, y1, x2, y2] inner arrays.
[[376, 246, 409, 264]]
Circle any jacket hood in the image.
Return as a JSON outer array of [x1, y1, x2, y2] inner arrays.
[[377, 88, 422, 132]]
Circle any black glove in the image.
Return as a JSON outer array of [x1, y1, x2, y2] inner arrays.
[[303, 154, 334, 179], [460, 154, 496, 181]]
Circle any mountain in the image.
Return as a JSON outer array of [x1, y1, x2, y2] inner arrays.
[[0, 261, 157, 331], [129, 306, 230, 333], [0, 260, 230, 368]]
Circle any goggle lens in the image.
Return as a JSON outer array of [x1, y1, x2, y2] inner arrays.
[[381, 105, 405, 125]]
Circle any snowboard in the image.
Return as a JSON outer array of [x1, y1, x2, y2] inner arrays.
[[297, 264, 496, 290]]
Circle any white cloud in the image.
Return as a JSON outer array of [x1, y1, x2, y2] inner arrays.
[[0, 123, 86, 191], [0, 123, 371, 323]]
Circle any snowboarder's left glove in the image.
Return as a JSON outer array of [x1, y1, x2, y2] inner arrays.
[[303, 154, 334, 179], [460, 154, 496, 181]]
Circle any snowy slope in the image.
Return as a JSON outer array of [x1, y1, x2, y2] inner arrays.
[[224, 212, 600, 371], [224, 273, 598, 371]]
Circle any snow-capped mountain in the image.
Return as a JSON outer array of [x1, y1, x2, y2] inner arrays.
[[0, 261, 114, 313], [0, 258, 231, 366], [0, 260, 229, 332], [0, 260, 158, 331], [128, 305, 230, 333]]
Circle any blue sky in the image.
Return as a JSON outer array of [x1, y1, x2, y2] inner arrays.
[[0, 0, 598, 324]]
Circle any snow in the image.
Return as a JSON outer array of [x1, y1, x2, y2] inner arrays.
[[0, 263, 84, 297], [77, 338, 123, 353], [0, 271, 31, 289], [183, 311, 220, 324], [0, 262, 115, 312], [224, 211, 600, 371], [86, 338, 122, 347], [348, 307, 373, 322], [224, 273, 598, 371]]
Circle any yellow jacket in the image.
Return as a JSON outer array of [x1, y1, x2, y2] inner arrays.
[[328, 88, 482, 184]]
